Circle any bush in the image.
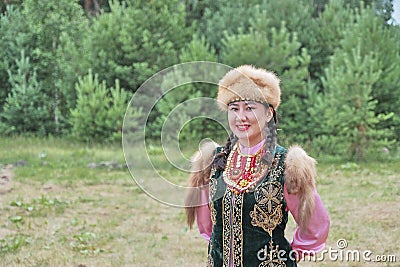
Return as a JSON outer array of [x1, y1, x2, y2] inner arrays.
[[0, 51, 53, 135], [69, 71, 130, 143]]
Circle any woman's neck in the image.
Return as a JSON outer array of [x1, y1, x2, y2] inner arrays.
[[238, 139, 265, 155]]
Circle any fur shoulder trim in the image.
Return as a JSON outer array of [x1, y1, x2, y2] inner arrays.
[[284, 145, 316, 232], [189, 140, 220, 186], [284, 145, 316, 193], [184, 140, 219, 228]]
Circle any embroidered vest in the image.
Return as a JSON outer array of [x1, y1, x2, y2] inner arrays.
[[208, 146, 297, 267]]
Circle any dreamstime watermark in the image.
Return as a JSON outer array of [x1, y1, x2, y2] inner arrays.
[[257, 239, 397, 263]]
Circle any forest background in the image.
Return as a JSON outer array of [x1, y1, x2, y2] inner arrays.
[[0, 0, 399, 160], [0, 0, 400, 266]]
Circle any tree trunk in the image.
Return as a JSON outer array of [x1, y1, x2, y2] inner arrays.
[[84, 0, 101, 16]]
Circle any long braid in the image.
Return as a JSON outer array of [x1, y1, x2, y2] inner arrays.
[[213, 132, 237, 171], [261, 110, 278, 167]]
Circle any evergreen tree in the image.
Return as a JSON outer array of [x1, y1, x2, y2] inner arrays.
[[338, 4, 400, 142], [150, 76, 201, 143], [197, 0, 317, 61], [221, 20, 312, 145], [0, 51, 53, 135], [0, 5, 29, 110], [252, 0, 316, 50], [178, 35, 223, 143], [310, 0, 355, 82], [83, 0, 192, 92], [346, 0, 394, 22], [140, 35, 222, 143], [180, 35, 218, 64], [197, 0, 260, 53], [312, 45, 394, 160], [23, 0, 88, 133], [70, 71, 130, 143]]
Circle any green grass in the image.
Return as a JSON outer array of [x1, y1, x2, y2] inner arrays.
[[0, 137, 399, 266]]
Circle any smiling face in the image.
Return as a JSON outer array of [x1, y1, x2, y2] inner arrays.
[[227, 101, 273, 147]]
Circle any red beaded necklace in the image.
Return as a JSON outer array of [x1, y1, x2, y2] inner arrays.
[[223, 143, 269, 194]]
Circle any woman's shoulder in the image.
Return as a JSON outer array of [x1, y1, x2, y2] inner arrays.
[[275, 144, 314, 162], [285, 145, 315, 165], [283, 144, 317, 194], [282, 145, 318, 232]]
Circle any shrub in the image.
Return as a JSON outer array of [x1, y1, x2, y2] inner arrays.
[[70, 71, 130, 143], [0, 51, 53, 135]]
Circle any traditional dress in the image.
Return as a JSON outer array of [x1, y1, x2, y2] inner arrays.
[[185, 65, 330, 267], [195, 141, 330, 267]]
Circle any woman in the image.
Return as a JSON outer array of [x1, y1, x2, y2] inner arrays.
[[185, 65, 330, 267]]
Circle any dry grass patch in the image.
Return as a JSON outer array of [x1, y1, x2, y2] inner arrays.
[[0, 137, 398, 266]]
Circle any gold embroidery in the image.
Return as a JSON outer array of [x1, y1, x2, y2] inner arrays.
[[232, 193, 244, 266], [250, 161, 284, 236], [215, 151, 286, 266], [250, 152, 285, 266], [250, 202, 283, 236], [210, 177, 217, 201], [207, 242, 214, 267], [250, 181, 284, 235], [270, 153, 281, 170], [207, 256, 214, 267], [210, 201, 216, 226], [210, 166, 217, 178], [209, 177, 217, 225], [269, 165, 284, 182], [222, 190, 231, 267], [257, 240, 286, 267], [222, 189, 244, 267]]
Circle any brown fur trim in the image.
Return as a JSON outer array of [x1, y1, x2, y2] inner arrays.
[[184, 141, 219, 228], [217, 65, 281, 110], [284, 145, 316, 233]]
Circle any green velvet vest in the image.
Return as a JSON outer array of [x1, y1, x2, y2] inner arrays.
[[207, 146, 297, 267]]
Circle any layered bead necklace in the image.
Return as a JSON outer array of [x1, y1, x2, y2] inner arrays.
[[223, 143, 269, 194]]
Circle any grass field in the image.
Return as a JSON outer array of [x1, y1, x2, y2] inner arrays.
[[0, 137, 399, 266]]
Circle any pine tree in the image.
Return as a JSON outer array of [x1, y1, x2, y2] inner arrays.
[[196, 0, 260, 53], [310, 0, 355, 81], [146, 35, 225, 144], [0, 51, 53, 135], [83, 0, 192, 92], [70, 71, 130, 143], [338, 4, 400, 142], [309, 2, 398, 158], [0, 5, 29, 110], [180, 35, 217, 64], [221, 19, 312, 146], [21, 0, 89, 133], [313, 46, 393, 160]]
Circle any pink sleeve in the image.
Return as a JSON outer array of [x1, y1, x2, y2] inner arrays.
[[284, 185, 330, 259], [195, 188, 213, 242]]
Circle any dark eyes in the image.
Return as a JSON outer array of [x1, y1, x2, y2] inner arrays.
[[228, 106, 255, 111]]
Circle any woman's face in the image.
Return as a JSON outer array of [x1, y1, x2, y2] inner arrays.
[[227, 101, 273, 147]]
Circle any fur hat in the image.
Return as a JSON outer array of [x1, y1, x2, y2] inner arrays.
[[217, 65, 281, 110]]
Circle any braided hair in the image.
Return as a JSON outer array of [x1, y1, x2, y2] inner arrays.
[[213, 132, 238, 172], [260, 107, 278, 167]]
